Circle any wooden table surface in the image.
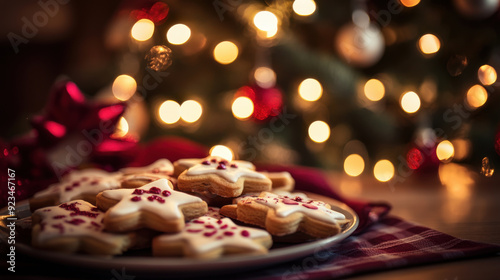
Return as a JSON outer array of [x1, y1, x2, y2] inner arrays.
[[327, 163, 500, 280]]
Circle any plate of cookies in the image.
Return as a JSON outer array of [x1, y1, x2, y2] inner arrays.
[[0, 157, 358, 275]]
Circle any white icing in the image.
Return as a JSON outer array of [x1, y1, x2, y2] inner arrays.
[[235, 191, 308, 204], [242, 192, 345, 224], [120, 159, 174, 175], [155, 215, 270, 255], [185, 158, 266, 183], [177, 157, 256, 170], [34, 171, 122, 202], [33, 200, 125, 245], [102, 179, 202, 220]]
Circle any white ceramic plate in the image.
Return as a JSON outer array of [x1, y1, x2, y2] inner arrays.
[[0, 193, 358, 276]]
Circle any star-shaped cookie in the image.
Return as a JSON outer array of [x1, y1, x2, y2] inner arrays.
[[96, 179, 207, 233], [220, 192, 348, 238], [153, 209, 272, 259], [177, 157, 271, 197], [30, 169, 122, 211], [32, 200, 133, 255], [173, 156, 255, 177]]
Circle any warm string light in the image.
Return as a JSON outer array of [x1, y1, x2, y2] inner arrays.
[[400, 91, 421, 114], [253, 11, 279, 38], [232, 96, 254, 120], [210, 145, 234, 161], [292, 0, 317, 16], [466, 84, 488, 109], [418, 34, 440, 55], [373, 159, 395, 182], [254, 67, 276, 88], [131, 19, 155, 41], [167, 24, 191, 45], [364, 79, 385, 101], [213, 41, 239, 65], [400, 0, 421, 8], [180, 100, 203, 123], [344, 154, 365, 177], [436, 140, 454, 162], [112, 117, 129, 138], [298, 78, 322, 102], [478, 65, 497, 86], [308, 121, 330, 143], [158, 100, 181, 124], [112, 75, 137, 101]]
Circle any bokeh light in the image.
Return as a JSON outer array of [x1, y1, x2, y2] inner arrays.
[[112, 75, 137, 101], [364, 79, 385, 101], [167, 24, 191, 45], [131, 19, 155, 41], [436, 140, 455, 162], [254, 67, 276, 88], [308, 121, 330, 143], [344, 154, 365, 177], [210, 145, 234, 161], [407, 147, 423, 170], [478, 64, 497, 86], [418, 34, 440, 55], [253, 11, 279, 38], [180, 100, 202, 123], [112, 117, 129, 138], [373, 159, 395, 182], [400, 0, 420, 7], [466, 84, 488, 109], [158, 100, 181, 124], [213, 41, 239, 65], [400, 91, 421, 114], [293, 0, 316, 16], [298, 78, 323, 101], [232, 96, 254, 120]]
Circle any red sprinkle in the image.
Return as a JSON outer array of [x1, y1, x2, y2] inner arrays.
[[302, 203, 318, 210], [90, 221, 101, 228], [64, 186, 72, 191], [66, 218, 85, 225], [187, 229, 203, 233], [216, 220, 223, 224], [162, 190, 171, 197], [147, 196, 155, 201], [155, 196, 165, 203], [205, 225, 215, 229], [230, 163, 238, 168], [90, 180, 99, 185], [131, 196, 142, 202], [70, 210, 99, 218], [192, 220, 204, 224], [72, 182, 80, 187], [132, 189, 145, 195], [217, 163, 227, 170], [152, 168, 160, 174], [149, 187, 161, 194], [210, 158, 217, 163], [282, 198, 299, 205], [220, 224, 228, 229], [204, 230, 217, 237], [241, 230, 250, 237], [53, 215, 66, 219], [294, 196, 303, 202], [52, 224, 64, 233], [223, 231, 234, 236], [202, 160, 211, 165]]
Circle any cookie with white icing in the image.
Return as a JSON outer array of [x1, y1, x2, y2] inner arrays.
[[153, 209, 272, 259], [173, 156, 255, 177], [96, 179, 207, 233], [31, 200, 133, 255], [120, 158, 174, 176], [30, 169, 122, 212], [258, 171, 295, 192], [120, 173, 177, 189], [220, 192, 349, 238], [177, 158, 271, 198]]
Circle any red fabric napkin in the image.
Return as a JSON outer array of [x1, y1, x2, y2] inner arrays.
[[130, 137, 500, 279]]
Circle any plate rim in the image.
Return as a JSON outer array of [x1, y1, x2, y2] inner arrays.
[[0, 193, 359, 273]]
